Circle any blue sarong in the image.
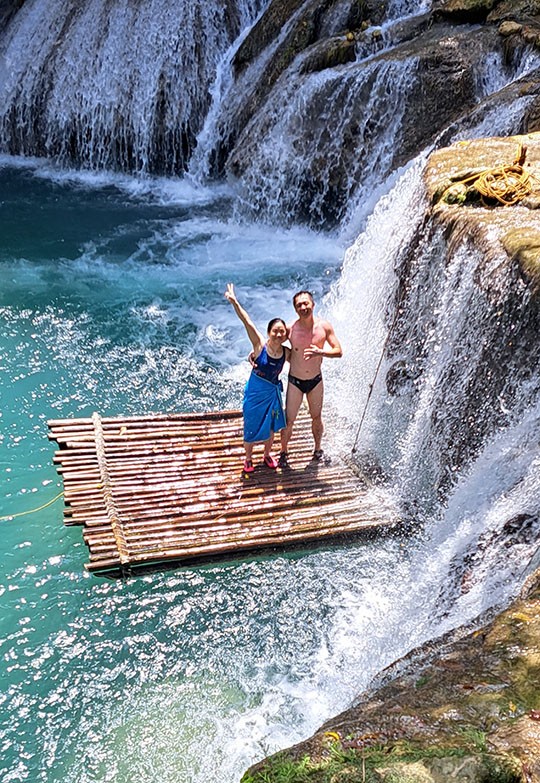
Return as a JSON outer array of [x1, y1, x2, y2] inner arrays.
[[243, 372, 286, 443]]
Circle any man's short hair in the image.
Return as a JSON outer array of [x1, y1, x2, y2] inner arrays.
[[292, 290, 314, 307]]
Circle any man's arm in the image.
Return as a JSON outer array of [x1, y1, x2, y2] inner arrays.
[[304, 320, 343, 359]]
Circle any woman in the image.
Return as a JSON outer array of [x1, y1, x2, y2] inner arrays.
[[224, 283, 290, 473]]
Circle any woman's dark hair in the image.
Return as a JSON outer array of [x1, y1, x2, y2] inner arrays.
[[267, 317, 287, 334]]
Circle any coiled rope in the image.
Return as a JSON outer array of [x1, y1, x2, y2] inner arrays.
[[475, 163, 532, 206], [440, 141, 535, 207]]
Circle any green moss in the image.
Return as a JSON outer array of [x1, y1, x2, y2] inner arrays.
[[241, 753, 313, 783], [414, 674, 432, 689], [456, 726, 487, 752], [241, 739, 489, 783]]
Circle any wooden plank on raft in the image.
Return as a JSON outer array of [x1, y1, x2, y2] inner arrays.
[[48, 409, 398, 576]]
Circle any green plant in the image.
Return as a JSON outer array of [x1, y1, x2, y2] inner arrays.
[[457, 726, 487, 752], [241, 754, 312, 783]]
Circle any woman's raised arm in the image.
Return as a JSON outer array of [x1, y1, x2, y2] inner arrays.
[[224, 283, 265, 355]]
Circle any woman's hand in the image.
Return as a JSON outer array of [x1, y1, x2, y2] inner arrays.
[[224, 283, 237, 304]]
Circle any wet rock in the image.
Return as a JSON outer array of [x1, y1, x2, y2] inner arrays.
[[243, 568, 540, 782], [227, 25, 499, 226], [502, 227, 540, 292], [388, 133, 540, 489], [488, 0, 540, 24], [0, 0, 25, 34], [499, 21, 524, 36], [489, 0, 540, 47], [206, 0, 367, 179], [298, 35, 357, 74], [232, 0, 308, 74], [434, 0, 499, 23], [385, 359, 422, 395], [491, 716, 540, 780]]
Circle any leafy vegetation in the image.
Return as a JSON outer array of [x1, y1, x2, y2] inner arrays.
[[241, 734, 522, 783]]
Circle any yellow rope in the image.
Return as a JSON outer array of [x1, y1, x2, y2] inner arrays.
[[475, 164, 532, 206], [0, 490, 64, 521], [440, 142, 536, 207]]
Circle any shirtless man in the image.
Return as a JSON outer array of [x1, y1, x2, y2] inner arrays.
[[278, 290, 342, 467]]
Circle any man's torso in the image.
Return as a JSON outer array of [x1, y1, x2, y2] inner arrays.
[[288, 318, 327, 379]]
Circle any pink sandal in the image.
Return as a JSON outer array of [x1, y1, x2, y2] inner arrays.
[[263, 454, 278, 469], [243, 459, 254, 474]]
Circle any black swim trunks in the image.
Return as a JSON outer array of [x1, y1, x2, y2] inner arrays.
[[288, 373, 323, 394]]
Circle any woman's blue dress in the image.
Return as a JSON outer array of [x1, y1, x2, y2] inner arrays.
[[243, 346, 286, 443]]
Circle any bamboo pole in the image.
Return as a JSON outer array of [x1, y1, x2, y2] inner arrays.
[[48, 409, 396, 577]]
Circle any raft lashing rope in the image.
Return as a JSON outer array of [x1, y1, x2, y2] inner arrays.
[[437, 142, 536, 207]]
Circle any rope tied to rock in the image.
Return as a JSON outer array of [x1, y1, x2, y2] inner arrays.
[[475, 162, 532, 206], [438, 142, 536, 207]]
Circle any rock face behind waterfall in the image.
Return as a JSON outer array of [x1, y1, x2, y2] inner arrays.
[[217, 0, 540, 226], [242, 133, 540, 783], [384, 132, 540, 501], [0, 0, 266, 173], [2, 0, 540, 222], [227, 23, 501, 226]]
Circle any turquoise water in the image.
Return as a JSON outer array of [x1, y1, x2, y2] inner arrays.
[[2, 158, 415, 782], [3, 156, 538, 783]]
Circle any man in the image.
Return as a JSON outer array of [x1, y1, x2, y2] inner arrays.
[[278, 290, 342, 467]]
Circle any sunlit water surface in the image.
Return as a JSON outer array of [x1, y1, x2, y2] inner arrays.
[[0, 158, 410, 783], [1, 157, 535, 783]]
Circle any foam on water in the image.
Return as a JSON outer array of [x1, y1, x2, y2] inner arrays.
[[0, 153, 233, 205], [2, 27, 540, 774]]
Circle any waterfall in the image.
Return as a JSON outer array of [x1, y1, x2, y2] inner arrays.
[[330, 151, 540, 504], [2, 2, 540, 780], [222, 18, 537, 228], [389, 231, 539, 502], [230, 56, 419, 227], [0, 0, 266, 172], [188, 0, 309, 181]]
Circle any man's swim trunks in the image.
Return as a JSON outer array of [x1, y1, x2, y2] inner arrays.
[[288, 373, 322, 394]]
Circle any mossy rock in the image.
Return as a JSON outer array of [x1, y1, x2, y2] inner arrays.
[[434, 0, 499, 23], [372, 760, 435, 782], [502, 228, 540, 292], [299, 36, 356, 74], [488, 0, 540, 23]]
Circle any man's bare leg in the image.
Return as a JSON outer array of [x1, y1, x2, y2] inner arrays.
[[306, 381, 324, 453], [280, 382, 304, 459]]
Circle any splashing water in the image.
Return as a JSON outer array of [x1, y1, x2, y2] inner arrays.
[[0, 0, 266, 172], [232, 57, 418, 227], [2, 1, 540, 780]]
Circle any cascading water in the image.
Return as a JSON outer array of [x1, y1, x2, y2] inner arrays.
[[0, 0, 267, 172], [224, 18, 536, 228], [1, 1, 540, 782], [230, 55, 419, 227]]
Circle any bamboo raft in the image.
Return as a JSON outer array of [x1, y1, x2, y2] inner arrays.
[[48, 409, 397, 577]]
